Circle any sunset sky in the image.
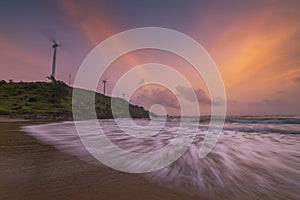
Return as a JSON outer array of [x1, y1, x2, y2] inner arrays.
[[1, 0, 300, 115]]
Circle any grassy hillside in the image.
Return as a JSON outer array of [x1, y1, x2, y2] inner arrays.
[[0, 80, 149, 121]]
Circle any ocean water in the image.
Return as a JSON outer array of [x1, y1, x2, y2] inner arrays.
[[22, 116, 300, 200]]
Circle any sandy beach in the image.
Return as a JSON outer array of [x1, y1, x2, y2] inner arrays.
[[0, 116, 29, 122], [0, 121, 200, 200]]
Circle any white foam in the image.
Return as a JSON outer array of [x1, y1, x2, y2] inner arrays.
[[22, 119, 300, 199]]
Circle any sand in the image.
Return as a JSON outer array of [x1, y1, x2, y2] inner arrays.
[[0, 121, 200, 200], [0, 115, 29, 122]]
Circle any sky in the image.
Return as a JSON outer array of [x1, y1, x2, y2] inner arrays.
[[0, 0, 300, 115]]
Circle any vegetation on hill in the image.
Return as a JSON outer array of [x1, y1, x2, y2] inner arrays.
[[0, 80, 149, 121]]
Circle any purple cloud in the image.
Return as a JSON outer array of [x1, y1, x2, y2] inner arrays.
[[294, 77, 300, 82], [175, 85, 211, 105], [132, 87, 179, 109]]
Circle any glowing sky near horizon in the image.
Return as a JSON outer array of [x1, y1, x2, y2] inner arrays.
[[0, 0, 300, 115]]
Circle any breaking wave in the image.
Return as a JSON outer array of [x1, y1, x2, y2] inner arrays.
[[22, 117, 300, 200]]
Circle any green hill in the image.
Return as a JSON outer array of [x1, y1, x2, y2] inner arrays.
[[0, 80, 149, 121]]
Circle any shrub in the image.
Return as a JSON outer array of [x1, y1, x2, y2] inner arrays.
[[28, 97, 38, 102], [0, 108, 10, 115], [0, 80, 7, 85]]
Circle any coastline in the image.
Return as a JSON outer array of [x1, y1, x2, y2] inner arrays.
[[0, 114, 72, 122], [0, 115, 30, 122], [0, 120, 200, 200]]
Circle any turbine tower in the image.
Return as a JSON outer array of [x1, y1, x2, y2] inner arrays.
[[51, 42, 59, 81], [102, 79, 107, 95]]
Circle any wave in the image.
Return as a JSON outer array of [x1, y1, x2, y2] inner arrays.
[[197, 125, 300, 134], [226, 117, 300, 124], [21, 119, 300, 199], [166, 116, 300, 124]]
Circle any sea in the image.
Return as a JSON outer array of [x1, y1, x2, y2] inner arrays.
[[22, 116, 300, 199]]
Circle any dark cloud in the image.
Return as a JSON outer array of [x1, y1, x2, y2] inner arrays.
[[226, 98, 296, 115], [227, 99, 238, 106], [132, 87, 179, 109], [276, 90, 285, 94], [262, 99, 283, 105], [294, 77, 300, 82], [211, 97, 226, 106], [244, 99, 284, 107], [175, 85, 211, 105], [138, 78, 145, 85]]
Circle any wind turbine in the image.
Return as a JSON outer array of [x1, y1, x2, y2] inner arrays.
[[50, 41, 60, 81], [102, 78, 107, 95]]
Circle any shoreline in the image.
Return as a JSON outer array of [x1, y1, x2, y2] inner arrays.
[[0, 114, 151, 123], [0, 120, 200, 200], [0, 116, 30, 122], [0, 114, 72, 122]]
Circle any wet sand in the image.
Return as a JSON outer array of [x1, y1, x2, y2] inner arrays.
[[0, 121, 200, 200]]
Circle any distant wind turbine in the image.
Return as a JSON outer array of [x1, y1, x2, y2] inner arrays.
[[102, 78, 107, 95]]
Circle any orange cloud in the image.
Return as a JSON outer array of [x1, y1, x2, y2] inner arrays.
[[60, 0, 141, 68], [59, 1, 300, 115], [208, 5, 300, 101]]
